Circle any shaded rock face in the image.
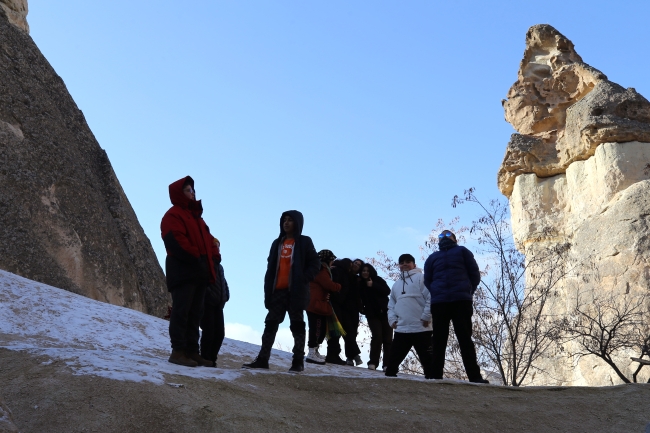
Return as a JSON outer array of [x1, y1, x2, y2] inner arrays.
[[500, 25, 650, 386], [0, 9, 169, 317], [0, 0, 27, 33]]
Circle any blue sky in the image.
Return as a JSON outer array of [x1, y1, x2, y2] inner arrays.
[[28, 1, 650, 346]]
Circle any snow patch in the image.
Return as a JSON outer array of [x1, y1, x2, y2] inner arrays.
[[0, 270, 426, 385]]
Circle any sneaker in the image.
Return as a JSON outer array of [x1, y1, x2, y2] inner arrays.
[[168, 349, 198, 367], [353, 355, 363, 366], [185, 351, 213, 367], [315, 346, 327, 362], [242, 357, 269, 369], [325, 356, 347, 366], [382, 365, 388, 372], [368, 363, 376, 371], [289, 358, 304, 373], [306, 348, 326, 365], [345, 358, 354, 366]]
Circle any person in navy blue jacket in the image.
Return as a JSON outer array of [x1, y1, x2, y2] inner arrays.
[[423, 230, 488, 384]]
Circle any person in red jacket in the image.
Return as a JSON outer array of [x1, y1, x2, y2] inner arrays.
[[305, 249, 342, 365], [161, 176, 216, 368]]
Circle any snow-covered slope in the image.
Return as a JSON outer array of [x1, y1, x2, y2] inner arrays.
[[0, 270, 398, 385]]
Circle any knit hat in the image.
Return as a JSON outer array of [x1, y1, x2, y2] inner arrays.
[[318, 249, 336, 263]]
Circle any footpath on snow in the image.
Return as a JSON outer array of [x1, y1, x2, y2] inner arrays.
[[0, 269, 649, 433]]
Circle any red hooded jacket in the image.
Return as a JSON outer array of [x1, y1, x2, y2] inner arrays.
[[160, 176, 216, 290]]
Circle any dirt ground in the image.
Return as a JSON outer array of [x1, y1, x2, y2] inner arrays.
[[1, 349, 649, 433]]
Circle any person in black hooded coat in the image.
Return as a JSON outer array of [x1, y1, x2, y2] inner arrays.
[[243, 210, 320, 372]]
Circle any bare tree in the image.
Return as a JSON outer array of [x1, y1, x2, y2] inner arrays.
[[452, 188, 573, 386], [367, 188, 579, 385], [561, 266, 650, 384]]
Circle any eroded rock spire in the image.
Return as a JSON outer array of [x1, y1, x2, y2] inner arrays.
[[498, 24, 650, 196]]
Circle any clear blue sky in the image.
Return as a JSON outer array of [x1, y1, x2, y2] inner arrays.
[[28, 0, 650, 343]]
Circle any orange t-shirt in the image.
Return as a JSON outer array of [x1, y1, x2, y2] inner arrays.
[[275, 238, 295, 289]]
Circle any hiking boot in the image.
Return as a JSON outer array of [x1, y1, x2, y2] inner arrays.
[[345, 358, 354, 366], [185, 351, 213, 367], [326, 356, 347, 366], [306, 348, 326, 365], [470, 378, 490, 384], [353, 355, 363, 366], [368, 363, 377, 371], [242, 356, 269, 369], [168, 349, 198, 367], [289, 358, 304, 373]]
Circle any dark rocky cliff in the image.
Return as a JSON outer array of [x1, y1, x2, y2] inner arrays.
[[0, 8, 169, 316]]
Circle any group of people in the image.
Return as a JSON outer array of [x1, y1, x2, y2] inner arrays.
[[161, 176, 488, 383]]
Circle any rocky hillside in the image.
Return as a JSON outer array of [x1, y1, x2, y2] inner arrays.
[[0, 270, 649, 432], [0, 7, 169, 317]]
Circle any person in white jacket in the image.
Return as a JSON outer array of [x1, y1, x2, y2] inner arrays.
[[384, 254, 434, 378]]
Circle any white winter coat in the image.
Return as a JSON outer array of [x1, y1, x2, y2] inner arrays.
[[387, 268, 433, 333]]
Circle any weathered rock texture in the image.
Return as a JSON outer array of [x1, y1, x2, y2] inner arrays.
[[500, 25, 650, 386], [0, 8, 169, 317], [0, 0, 27, 33], [0, 394, 19, 433]]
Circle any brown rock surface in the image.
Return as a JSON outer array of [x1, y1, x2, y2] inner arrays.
[[0, 0, 27, 33], [0, 9, 169, 316], [2, 348, 650, 433], [0, 394, 19, 433]]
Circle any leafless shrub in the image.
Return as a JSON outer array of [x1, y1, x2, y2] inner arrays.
[[452, 188, 574, 386], [561, 265, 650, 383]]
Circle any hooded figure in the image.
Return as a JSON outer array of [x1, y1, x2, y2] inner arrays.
[[263, 210, 320, 311], [244, 210, 320, 372], [161, 176, 216, 290], [161, 176, 216, 368]]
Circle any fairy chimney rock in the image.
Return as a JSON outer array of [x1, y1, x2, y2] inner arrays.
[[499, 24, 650, 386], [0, 7, 169, 316]]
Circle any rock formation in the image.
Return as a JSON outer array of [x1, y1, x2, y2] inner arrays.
[[0, 0, 27, 33], [500, 24, 650, 385], [0, 7, 169, 317]]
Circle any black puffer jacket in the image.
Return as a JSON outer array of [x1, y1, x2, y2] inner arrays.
[[423, 239, 481, 304], [205, 263, 230, 308], [330, 266, 349, 306], [263, 210, 321, 310], [360, 275, 391, 318]]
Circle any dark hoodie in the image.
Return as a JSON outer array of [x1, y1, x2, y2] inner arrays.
[[263, 210, 320, 310], [161, 176, 216, 291]]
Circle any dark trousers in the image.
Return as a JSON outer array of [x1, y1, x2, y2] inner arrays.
[[307, 311, 327, 348], [326, 303, 344, 360], [367, 313, 393, 367], [385, 331, 433, 377], [342, 309, 361, 359], [169, 282, 207, 353], [259, 289, 306, 361], [326, 304, 362, 360], [200, 304, 225, 364], [430, 300, 482, 381]]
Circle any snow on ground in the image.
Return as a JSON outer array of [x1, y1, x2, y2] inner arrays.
[[0, 270, 421, 385]]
